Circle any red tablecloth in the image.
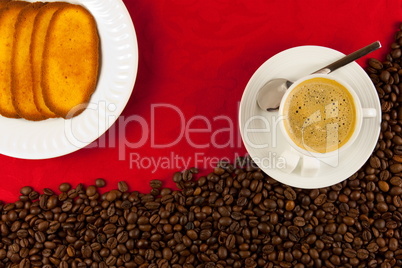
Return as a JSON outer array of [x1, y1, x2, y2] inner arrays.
[[1, 0, 401, 202]]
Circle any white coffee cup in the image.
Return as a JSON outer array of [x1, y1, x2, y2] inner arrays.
[[277, 74, 376, 176]]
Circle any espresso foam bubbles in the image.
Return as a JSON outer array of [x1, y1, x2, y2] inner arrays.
[[283, 77, 357, 153]]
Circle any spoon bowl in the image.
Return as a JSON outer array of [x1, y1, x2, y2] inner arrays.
[[257, 78, 292, 111]]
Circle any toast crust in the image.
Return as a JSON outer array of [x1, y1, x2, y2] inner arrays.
[[0, 0, 12, 9], [0, 1, 30, 118]]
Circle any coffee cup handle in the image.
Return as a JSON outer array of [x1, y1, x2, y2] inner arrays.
[[362, 108, 377, 118]]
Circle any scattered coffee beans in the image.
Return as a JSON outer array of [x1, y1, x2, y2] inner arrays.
[[1, 152, 401, 268], [95, 179, 106, 188], [2, 24, 402, 268]]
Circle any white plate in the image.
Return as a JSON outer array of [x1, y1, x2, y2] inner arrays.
[[239, 46, 381, 189], [0, 0, 138, 159]]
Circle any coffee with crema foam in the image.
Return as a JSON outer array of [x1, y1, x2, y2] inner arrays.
[[283, 77, 357, 153]]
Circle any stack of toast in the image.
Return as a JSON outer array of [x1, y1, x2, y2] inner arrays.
[[0, 1, 100, 120]]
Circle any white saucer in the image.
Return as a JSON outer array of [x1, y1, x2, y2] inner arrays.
[[239, 46, 381, 189], [0, 0, 138, 159]]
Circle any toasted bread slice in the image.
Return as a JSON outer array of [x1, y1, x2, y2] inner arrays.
[[12, 2, 47, 120], [0, 1, 30, 118], [31, 2, 70, 118], [42, 4, 99, 118]]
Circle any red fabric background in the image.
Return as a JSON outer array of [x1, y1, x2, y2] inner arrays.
[[1, 0, 401, 202]]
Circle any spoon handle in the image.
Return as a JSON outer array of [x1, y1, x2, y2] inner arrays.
[[313, 41, 381, 74]]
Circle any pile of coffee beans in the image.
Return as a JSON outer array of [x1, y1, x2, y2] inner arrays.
[[2, 158, 401, 268], [2, 26, 402, 268]]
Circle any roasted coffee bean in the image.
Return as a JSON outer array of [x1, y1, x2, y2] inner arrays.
[[150, 180, 163, 189], [19, 258, 30, 268], [225, 234, 236, 249], [392, 48, 401, 59], [393, 195, 402, 207], [172, 172, 182, 183], [145, 201, 160, 210], [59, 183, 71, 192], [46, 195, 58, 209], [106, 190, 117, 201], [58, 192, 68, 202], [10, 221, 20, 232], [380, 170, 391, 180], [161, 194, 174, 204], [28, 191, 39, 200], [95, 178, 106, 187], [390, 176, 402, 186], [369, 58, 383, 70], [294, 217, 305, 227], [369, 156, 381, 168], [381, 70, 391, 82], [284, 187, 296, 200], [367, 242, 379, 253], [395, 145, 402, 155], [218, 216, 232, 227], [357, 249, 369, 259], [67, 189, 77, 199], [106, 237, 118, 249], [43, 188, 54, 196], [61, 201, 73, 212], [19, 186, 32, 196], [86, 185, 97, 196], [344, 248, 357, 258], [379, 181, 390, 192], [105, 255, 117, 266], [118, 181, 129, 192], [149, 215, 160, 226], [103, 223, 117, 234], [314, 194, 327, 205], [390, 163, 402, 173], [34, 231, 45, 243]]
